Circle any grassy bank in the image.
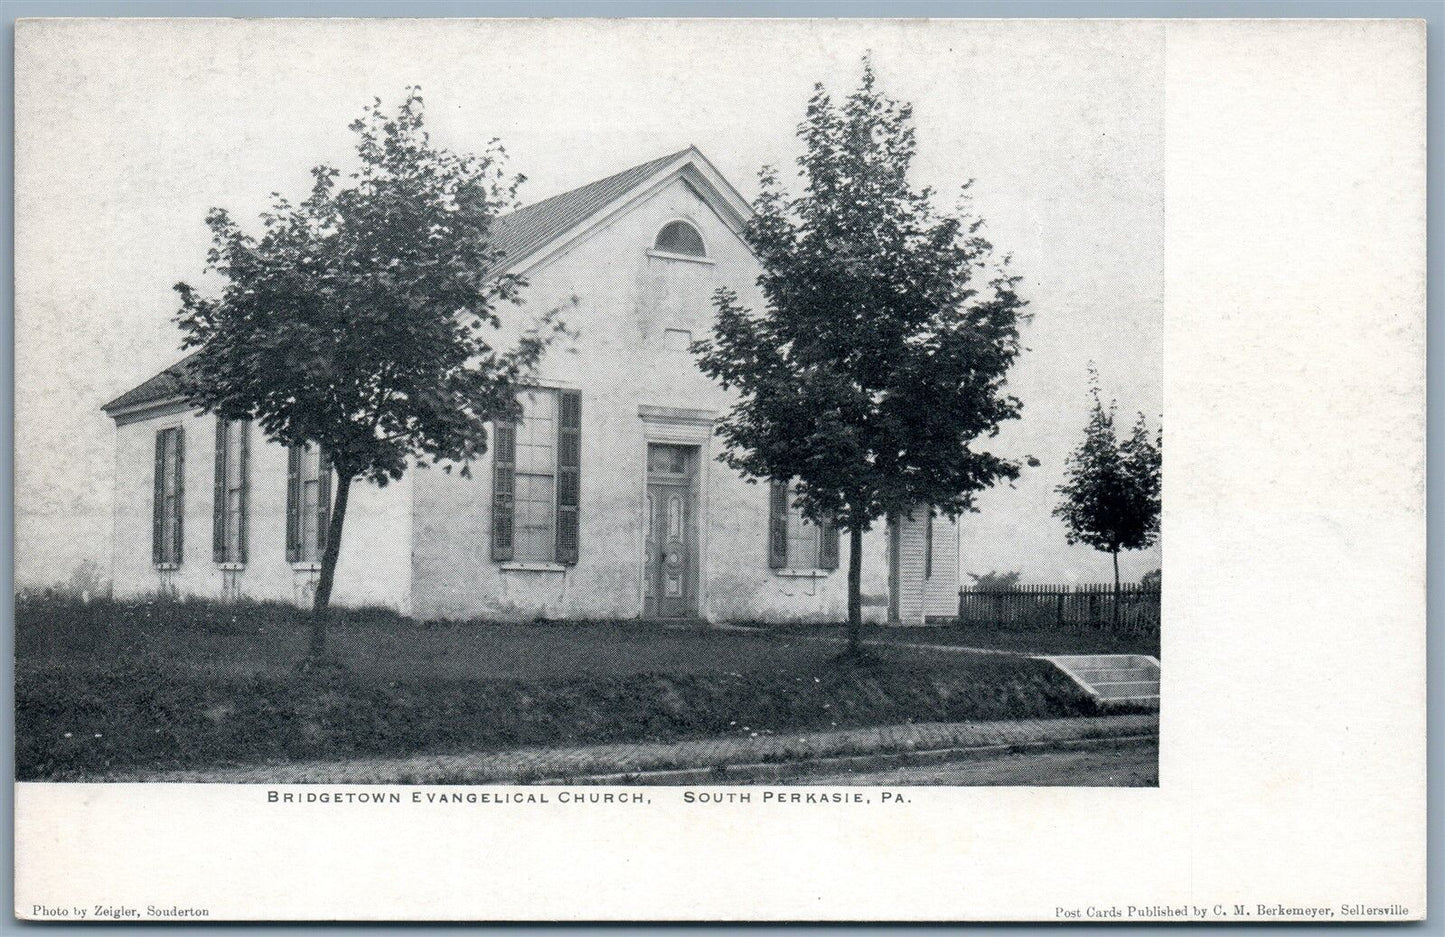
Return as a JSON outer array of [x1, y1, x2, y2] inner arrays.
[[774, 621, 1160, 658], [16, 595, 1113, 780]]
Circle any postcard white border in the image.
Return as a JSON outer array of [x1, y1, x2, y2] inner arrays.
[[12, 16, 1427, 922]]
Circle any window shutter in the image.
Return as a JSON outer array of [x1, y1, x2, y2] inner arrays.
[[285, 444, 301, 563], [237, 421, 249, 564], [315, 446, 332, 557], [172, 426, 185, 565], [555, 390, 581, 566], [819, 515, 840, 571], [152, 430, 166, 565], [924, 509, 934, 579], [768, 480, 789, 569], [213, 418, 227, 563], [490, 421, 516, 561]]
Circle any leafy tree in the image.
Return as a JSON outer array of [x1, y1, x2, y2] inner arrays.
[[175, 89, 560, 657], [1053, 369, 1162, 619], [966, 570, 1023, 591], [693, 60, 1030, 656]]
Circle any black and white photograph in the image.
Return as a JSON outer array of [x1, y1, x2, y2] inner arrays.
[[16, 18, 1162, 789], [11, 12, 1426, 923]]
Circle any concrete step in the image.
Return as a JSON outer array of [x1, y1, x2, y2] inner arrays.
[[1092, 680, 1160, 699], [1040, 654, 1161, 709], [1071, 665, 1158, 683]]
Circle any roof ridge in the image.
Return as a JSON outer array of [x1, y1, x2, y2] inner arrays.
[[498, 146, 693, 223]]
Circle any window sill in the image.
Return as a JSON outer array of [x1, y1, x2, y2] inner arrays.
[[217, 562, 246, 571], [154, 563, 179, 571], [291, 562, 322, 572], [774, 568, 831, 579], [646, 249, 715, 265], [499, 561, 568, 573]]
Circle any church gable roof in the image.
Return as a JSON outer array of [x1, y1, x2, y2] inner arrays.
[[101, 351, 200, 414], [103, 145, 750, 416], [484, 147, 692, 275]]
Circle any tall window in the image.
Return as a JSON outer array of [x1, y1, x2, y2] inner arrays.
[[286, 443, 330, 564], [786, 490, 820, 569], [654, 220, 707, 257], [491, 388, 582, 566], [213, 418, 249, 564], [514, 388, 557, 563], [152, 426, 185, 566], [768, 479, 838, 572], [301, 445, 324, 561]]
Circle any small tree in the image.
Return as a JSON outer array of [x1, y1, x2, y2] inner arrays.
[[693, 60, 1030, 656], [1053, 369, 1162, 620], [175, 89, 560, 658]]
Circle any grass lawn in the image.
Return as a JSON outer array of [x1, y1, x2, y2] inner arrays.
[[776, 621, 1160, 658], [18, 596, 930, 681], [16, 595, 1137, 780]]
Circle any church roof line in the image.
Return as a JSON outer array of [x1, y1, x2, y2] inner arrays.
[[103, 145, 749, 416]]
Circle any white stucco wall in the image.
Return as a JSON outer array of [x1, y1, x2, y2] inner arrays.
[[411, 171, 892, 622], [110, 407, 414, 611], [106, 167, 954, 624]]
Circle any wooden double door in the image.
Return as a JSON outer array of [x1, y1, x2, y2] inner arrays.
[[644, 443, 700, 618]]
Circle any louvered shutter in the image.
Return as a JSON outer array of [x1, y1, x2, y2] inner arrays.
[[152, 430, 166, 565], [237, 421, 249, 564], [238, 425, 249, 563], [490, 421, 516, 561], [285, 444, 301, 563], [819, 515, 840, 571], [213, 418, 227, 563], [315, 446, 332, 557], [768, 480, 789, 569], [555, 390, 581, 565], [171, 427, 185, 565]]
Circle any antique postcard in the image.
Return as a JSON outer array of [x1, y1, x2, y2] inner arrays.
[[12, 15, 1425, 921]]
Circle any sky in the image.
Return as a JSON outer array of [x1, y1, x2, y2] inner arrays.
[[15, 18, 1163, 591]]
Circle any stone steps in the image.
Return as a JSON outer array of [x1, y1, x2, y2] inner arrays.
[[1041, 654, 1160, 709], [1070, 665, 1157, 683]]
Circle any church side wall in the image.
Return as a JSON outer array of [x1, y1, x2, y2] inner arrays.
[[110, 407, 413, 612]]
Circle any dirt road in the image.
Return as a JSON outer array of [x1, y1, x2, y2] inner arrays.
[[788, 737, 1158, 786]]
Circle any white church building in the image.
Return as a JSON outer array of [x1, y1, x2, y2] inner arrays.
[[101, 147, 960, 624]]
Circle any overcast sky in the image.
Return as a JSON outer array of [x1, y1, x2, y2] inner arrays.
[[15, 17, 1163, 591]]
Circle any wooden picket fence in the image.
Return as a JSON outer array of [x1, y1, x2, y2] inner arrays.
[[957, 583, 1161, 634]]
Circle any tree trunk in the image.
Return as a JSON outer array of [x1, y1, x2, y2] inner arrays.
[[309, 472, 353, 659], [847, 524, 864, 655], [1111, 547, 1121, 628]]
